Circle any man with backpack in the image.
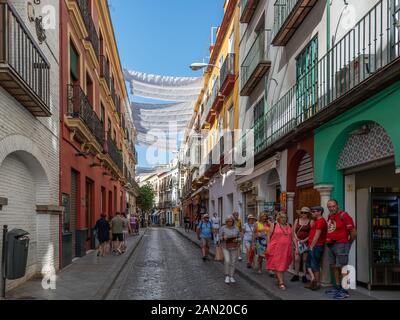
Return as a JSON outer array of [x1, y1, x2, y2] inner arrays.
[[197, 214, 213, 261], [325, 200, 357, 299]]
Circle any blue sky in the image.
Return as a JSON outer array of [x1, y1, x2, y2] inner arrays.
[[109, 0, 224, 169]]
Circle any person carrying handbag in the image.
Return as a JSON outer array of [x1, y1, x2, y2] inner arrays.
[[219, 216, 241, 284], [252, 212, 271, 274], [242, 215, 256, 268], [291, 207, 312, 283]]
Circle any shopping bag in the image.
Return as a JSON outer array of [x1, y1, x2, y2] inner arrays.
[[248, 247, 255, 264], [252, 254, 260, 272], [215, 245, 224, 262]]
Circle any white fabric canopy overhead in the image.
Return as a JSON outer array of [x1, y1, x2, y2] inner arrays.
[[132, 101, 193, 151], [124, 69, 203, 102], [125, 70, 201, 152]]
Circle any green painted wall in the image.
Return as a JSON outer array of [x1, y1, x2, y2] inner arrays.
[[314, 80, 400, 205]]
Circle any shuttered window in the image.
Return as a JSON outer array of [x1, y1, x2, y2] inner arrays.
[[70, 43, 79, 81]]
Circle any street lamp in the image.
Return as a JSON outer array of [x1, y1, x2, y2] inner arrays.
[[189, 63, 220, 71]]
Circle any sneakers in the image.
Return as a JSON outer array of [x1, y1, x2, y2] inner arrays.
[[230, 277, 236, 283], [238, 256, 243, 262], [290, 275, 300, 282], [333, 290, 348, 299], [325, 287, 339, 295], [225, 276, 230, 284]]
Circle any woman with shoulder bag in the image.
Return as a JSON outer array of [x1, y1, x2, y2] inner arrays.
[[243, 215, 256, 269], [291, 207, 312, 283], [253, 212, 271, 274], [219, 216, 241, 284], [266, 212, 293, 290]]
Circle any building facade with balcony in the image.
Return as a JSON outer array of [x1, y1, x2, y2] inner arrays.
[[184, 0, 241, 224], [0, 0, 61, 291], [60, 0, 136, 267], [238, 0, 400, 288]]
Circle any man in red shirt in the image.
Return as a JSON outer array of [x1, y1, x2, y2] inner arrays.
[[326, 200, 356, 299], [305, 206, 327, 291]]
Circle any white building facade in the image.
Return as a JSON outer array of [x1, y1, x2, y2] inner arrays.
[[0, 0, 60, 291]]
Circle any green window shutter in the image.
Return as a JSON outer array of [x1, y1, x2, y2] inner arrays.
[[70, 44, 79, 81], [296, 36, 318, 122]]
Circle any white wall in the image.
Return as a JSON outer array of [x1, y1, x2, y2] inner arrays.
[[0, 0, 60, 290]]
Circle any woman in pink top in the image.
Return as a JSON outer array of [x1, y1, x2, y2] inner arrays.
[[266, 212, 293, 290]]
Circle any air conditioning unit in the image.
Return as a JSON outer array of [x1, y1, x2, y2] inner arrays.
[[335, 54, 376, 94]]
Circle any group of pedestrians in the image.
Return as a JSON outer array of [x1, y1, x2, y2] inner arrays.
[[94, 212, 141, 257], [192, 199, 357, 299]]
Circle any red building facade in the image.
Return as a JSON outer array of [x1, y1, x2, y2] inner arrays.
[[59, 0, 134, 267]]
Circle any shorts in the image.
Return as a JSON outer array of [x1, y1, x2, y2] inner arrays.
[[327, 242, 352, 267], [306, 245, 325, 272], [201, 237, 212, 247], [112, 233, 123, 242], [244, 240, 252, 251]]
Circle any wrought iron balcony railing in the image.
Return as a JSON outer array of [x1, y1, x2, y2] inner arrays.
[[220, 53, 236, 95], [76, 0, 99, 60], [240, 0, 260, 23], [100, 55, 111, 90], [0, 1, 51, 116], [106, 131, 123, 173], [272, 0, 317, 46], [68, 84, 105, 146], [240, 30, 271, 96], [241, 0, 400, 160]]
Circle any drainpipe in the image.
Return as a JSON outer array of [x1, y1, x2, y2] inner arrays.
[[326, 0, 331, 103]]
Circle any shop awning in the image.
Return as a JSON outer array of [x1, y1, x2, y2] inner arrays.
[[236, 155, 279, 185], [192, 186, 208, 198]]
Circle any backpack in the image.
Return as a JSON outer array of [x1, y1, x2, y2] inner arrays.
[[198, 221, 213, 239], [330, 212, 357, 242]]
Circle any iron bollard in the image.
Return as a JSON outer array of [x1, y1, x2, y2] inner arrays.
[[1, 225, 8, 299]]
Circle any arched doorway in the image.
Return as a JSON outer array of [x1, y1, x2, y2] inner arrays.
[[336, 122, 400, 288], [0, 150, 52, 289], [294, 153, 320, 215]]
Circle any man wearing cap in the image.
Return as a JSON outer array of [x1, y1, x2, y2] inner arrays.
[[305, 206, 328, 290], [197, 214, 213, 261]]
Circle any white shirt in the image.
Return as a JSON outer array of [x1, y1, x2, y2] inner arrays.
[[211, 217, 220, 229]]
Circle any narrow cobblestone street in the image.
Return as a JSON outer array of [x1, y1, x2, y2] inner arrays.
[[106, 228, 273, 300]]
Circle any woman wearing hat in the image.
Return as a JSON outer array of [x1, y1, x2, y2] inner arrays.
[[242, 215, 256, 268], [291, 207, 312, 283], [219, 215, 241, 284], [253, 212, 271, 274]]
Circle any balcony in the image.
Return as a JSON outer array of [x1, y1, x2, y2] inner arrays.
[[240, 0, 260, 24], [240, 30, 271, 96], [76, 0, 99, 61], [210, 78, 224, 118], [104, 131, 123, 175], [272, 0, 317, 46], [220, 53, 236, 96], [110, 80, 121, 117], [244, 0, 400, 163], [0, 2, 51, 117], [200, 95, 213, 128], [66, 84, 104, 153], [100, 55, 111, 92]]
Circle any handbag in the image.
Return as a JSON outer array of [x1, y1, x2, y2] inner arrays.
[[248, 246, 255, 264], [225, 238, 239, 249], [215, 245, 224, 261], [298, 241, 309, 255]]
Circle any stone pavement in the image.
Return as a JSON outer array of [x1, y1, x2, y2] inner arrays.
[[173, 227, 400, 301], [5, 230, 146, 300]]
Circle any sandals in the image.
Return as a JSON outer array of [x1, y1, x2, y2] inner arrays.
[[278, 283, 286, 290]]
